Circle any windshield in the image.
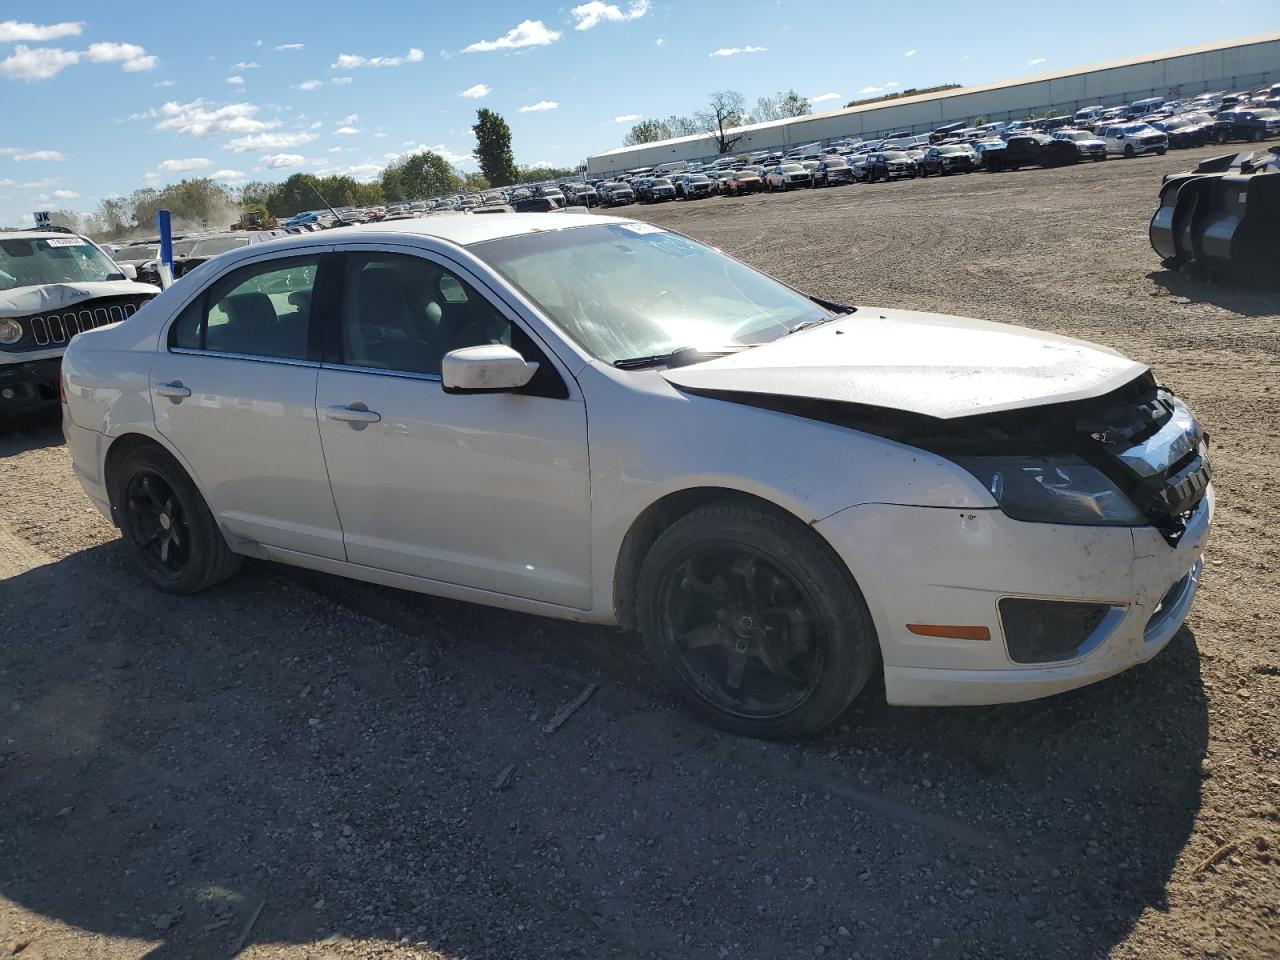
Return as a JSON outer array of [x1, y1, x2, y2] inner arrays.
[[1123, 124, 1155, 134], [937, 145, 965, 154], [115, 244, 159, 261], [882, 151, 908, 160], [1065, 131, 1093, 140], [687, 175, 710, 183], [780, 164, 804, 172], [473, 223, 829, 364], [0, 235, 124, 292], [824, 158, 848, 166], [189, 236, 252, 258], [653, 178, 672, 186]]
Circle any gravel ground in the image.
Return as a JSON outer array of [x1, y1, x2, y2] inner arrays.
[[1, 146, 1277, 960]]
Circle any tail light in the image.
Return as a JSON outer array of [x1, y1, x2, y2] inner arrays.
[[59, 368, 68, 405]]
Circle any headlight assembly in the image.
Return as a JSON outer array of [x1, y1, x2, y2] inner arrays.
[[955, 456, 1145, 526], [0, 318, 23, 345]]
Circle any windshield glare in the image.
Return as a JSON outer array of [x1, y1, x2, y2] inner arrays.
[[115, 244, 159, 261], [0, 235, 124, 291], [474, 223, 829, 364], [189, 237, 251, 258]]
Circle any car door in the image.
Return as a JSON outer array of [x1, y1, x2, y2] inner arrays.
[[314, 246, 592, 609], [153, 249, 347, 560]]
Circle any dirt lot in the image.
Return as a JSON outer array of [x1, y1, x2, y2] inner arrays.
[[1, 146, 1277, 960]]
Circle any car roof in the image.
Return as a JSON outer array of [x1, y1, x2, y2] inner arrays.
[[0, 230, 90, 241], [230, 212, 625, 255]]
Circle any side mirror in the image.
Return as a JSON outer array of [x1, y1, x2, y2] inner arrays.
[[118, 263, 138, 280], [442, 344, 538, 394]]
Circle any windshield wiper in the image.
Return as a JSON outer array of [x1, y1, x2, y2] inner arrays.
[[787, 310, 854, 335], [613, 345, 747, 370]]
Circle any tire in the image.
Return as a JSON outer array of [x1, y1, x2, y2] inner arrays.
[[1215, 130, 1228, 145], [636, 502, 878, 739], [109, 443, 242, 594], [1156, 147, 1167, 155], [1124, 144, 1135, 158]]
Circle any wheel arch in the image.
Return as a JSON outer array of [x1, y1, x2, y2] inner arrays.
[[612, 486, 850, 632], [102, 429, 206, 522]]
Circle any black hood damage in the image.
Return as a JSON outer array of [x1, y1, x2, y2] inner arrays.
[[680, 371, 1211, 546]]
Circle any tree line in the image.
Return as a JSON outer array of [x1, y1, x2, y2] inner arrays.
[[623, 89, 812, 153], [85, 108, 585, 239]]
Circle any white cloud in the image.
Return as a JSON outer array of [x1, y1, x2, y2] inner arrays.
[[0, 20, 84, 43], [209, 168, 246, 181], [275, 43, 304, 51], [463, 19, 560, 53], [342, 113, 359, 124], [708, 45, 766, 58], [856, 85, 883, 95], [296, 79, 322, 91], [519, 99, 558, 112], [233, 61, 259, 69], [394, 143, 473, 167], [226, 75, 244, 85], [331, 76, 352, 86], [884, 81, 899, 88], [459, 83, 490, 98], [154, 79, 175, 87], [51, 189, 77, 199], [226, 130, 316, 153], [655, 37, 664, 46], [263, 153, 305, 168], [84, 41, 157, 72], [904, 48, 917, 57], [0, 45, 80, 80], [308, 120, 323, 129], [571, 0, 650, 30], [1028, 56, 1046, 65], [811, 92, 841, 104], [328, 146, 349, 153], [157, 157, 211, 172], [153, 99, 278, 137], [332, 47, 424, 69], [334, 126, 360, 136], [613, 113, 642, 123], [0, 147, 66, 161], [373, 131, 387, 138]]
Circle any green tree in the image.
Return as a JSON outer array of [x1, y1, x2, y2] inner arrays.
[[752, 89, 811, 122], [623, 118, 672, 145], [381, 151, 462, 201], [462, 171, 490, 192], [472, 108, 518, 187]]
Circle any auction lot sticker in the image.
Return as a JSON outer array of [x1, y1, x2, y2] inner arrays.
[[45, 237, 87, 247]]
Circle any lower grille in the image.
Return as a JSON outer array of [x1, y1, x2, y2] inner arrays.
[[1000, 598, 1117, 664]]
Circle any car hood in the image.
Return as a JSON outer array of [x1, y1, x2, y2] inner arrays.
[[0, 280, 160, 318], [661, 308, 1147, 419]]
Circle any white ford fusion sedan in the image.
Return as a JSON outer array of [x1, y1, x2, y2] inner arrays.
[[62, 213, 1213, 738]]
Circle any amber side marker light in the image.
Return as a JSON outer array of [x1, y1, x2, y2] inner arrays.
[[906, 624, 992, 641]]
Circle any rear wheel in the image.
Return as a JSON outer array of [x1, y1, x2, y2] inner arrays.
[[109, 444, 242, 594], [637, 503, 877, 739]]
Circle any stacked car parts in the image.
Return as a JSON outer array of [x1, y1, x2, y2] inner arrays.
[[1150, 147, 1280, 287]]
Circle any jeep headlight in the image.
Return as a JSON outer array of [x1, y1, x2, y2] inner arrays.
[[955, 456, 1145, 526], [0, 318, 23, 345]]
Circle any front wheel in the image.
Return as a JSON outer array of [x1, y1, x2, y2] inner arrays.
[[109, 444, 242, 594], [1124, 144, 1135, 158], [637, 503, 878, 739]]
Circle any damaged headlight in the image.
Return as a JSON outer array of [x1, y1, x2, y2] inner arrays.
[[955, 456, 1145, 526], [0, 319, 23, 345]]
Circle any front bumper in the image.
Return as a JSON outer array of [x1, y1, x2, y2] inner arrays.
[[814, 487, 1213, 706], [0, 356, 62, 414]]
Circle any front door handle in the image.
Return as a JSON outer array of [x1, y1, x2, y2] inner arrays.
[[154, 381, 191, 401], [325, 403, 381, 424]]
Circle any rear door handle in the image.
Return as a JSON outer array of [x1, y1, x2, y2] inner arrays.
[[154, 381, 191, 400], [325, 403, 381, 424]]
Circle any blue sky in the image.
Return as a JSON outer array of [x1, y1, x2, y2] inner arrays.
[[1, 1, 1275, 224]]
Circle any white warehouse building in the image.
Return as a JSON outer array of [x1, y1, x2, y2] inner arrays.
[[584, 33, 1280, 177]]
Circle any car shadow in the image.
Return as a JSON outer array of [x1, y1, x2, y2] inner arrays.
[[0, 543, 1208, 960], [0, 408, 64, 456], [1147, 267, 1280, 317]]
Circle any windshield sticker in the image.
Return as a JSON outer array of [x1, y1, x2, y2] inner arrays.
[[616, 222, 665, 236], [45, 237, 87, 247]]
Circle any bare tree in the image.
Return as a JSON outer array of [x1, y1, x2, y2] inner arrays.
[[694, 90, 747, 154], [752, 89, 812, 122]]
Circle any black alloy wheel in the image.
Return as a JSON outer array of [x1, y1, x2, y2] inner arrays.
[[657, 545, 826, 720], [111, 444, 242, 594], [637, 503, 877, 739], [125, 469, 191, 577]]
